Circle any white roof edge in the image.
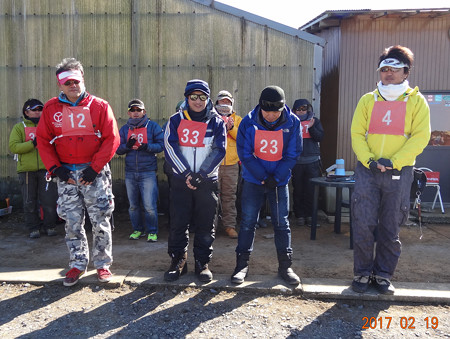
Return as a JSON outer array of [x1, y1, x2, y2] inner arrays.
[[192, 0, 326, 47]]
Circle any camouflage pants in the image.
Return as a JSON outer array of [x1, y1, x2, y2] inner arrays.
[[57, 164, 115, 271]]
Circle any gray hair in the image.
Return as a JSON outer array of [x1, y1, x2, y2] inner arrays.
[[56, 57, 84, 76]]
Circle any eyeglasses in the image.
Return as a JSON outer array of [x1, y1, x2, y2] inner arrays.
[[129, 108, 143, 112], [189, 94, 208, 102], [30, 107, 43, 111], [379, 67, 402, 73], [260, 100, 284, 111], [295, 106, 308, 111], [63, 80, 80, 86]]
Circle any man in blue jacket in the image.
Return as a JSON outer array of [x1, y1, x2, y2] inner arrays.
[[163, 79, 226, 283], [116, 99, 164, 242], [231, 86, 302, 285]]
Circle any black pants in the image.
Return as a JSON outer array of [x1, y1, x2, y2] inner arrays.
[[18, 170, 58, 232], [291, 161, 321, 218], [168, 176, 218, 264]]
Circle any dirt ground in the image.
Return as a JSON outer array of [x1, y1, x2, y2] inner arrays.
[[0, 210, 449, 283]]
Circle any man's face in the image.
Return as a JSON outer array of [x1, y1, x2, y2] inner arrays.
[[187, 91, 208, 113], [127, 106, 146, 119], [379, 66, 407, 85], [261, 109, 282, 122], [57, 78, 84, 103]]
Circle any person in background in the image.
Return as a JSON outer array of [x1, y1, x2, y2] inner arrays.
[[215, 90, 242, 239], [116, 99, 164, 242], [163, 79, 226, 283], [36, 58, 120, 287], [231, 86, 302, 285], [291, 99, 324, 226], [350, 45, 430, 294], [9, 98, 58, 238]]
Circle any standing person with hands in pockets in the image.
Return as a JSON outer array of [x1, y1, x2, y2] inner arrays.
[[163, 79, 226, 283], [350, 45, 430, 294], [116, 99, 164, 242], [36, 58, 120, 287], [231, 86, 302, 285]]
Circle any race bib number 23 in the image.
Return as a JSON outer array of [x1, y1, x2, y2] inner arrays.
[[254, 129, 283, 161]]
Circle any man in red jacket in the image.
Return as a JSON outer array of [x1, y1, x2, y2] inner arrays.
[[36, 58, 120, 287]]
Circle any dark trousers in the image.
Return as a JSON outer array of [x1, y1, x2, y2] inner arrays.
[[168, 176, 218, 264], [351, 162, 412, 279], [18, 170, 58, 232], [291, 161, 321, 218]]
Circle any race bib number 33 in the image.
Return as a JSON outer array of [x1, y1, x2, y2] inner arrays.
[[254, 129, 283, 161], [177, 119, 207, 147]]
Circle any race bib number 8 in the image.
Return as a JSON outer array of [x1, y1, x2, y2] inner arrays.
[[254, 129, 283, 161], [177, 119, 207, 147], [368, 101, 406, 136]]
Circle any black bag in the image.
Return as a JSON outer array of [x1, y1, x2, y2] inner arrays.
[[410, 168, 427, 199]]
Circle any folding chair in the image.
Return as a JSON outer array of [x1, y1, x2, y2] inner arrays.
[[414, 167, 445, 214]]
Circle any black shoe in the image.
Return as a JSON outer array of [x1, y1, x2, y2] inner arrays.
[[195, 260, 212, 282], [164, 254, 187, 282], [372, 275, 395, 295], [351, 275, 370, 293], [278, 267, 300, 285]]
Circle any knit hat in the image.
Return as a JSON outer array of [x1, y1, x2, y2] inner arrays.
[[259, 86, 285, 112], [184, 79, 210, 97], [128, 99, 145, 110], [216, 90, 234, 105]]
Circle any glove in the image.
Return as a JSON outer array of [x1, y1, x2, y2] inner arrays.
[[81, 166, 98, 183], [190, 172, 203, 188], [126, 138, 136, 148], [377, 158, 393, 169], [53, 166, 72, 182], [137, 143, 147, 151], [264, 176, 278, 189], [32, 138, 37, 147], [368, 160, 379, 174]]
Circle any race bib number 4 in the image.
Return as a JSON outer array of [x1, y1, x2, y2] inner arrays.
[[177, 119, 207, 147], [127, 127, 147, 147], [61, 106, 95, 136], [368, 101, 406, 136], [254, 129, 283, 161]]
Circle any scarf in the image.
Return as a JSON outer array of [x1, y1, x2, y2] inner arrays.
[[127, 115, 148, 128], [377, 80, 409, 101]]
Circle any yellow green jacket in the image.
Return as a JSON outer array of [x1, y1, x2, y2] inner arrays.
[[351, 86, 430, 170], [222, 112, 242, 166], [9, 119, 47, 173]]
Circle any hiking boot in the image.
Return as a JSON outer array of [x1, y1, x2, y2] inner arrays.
[[372, 275, 395, 295], [97, 268, 112, 283], [277, 252, 300, 285], [195, 260, 213, 282], [63, 267, 85, 287], [129, 230, 143, 240], [231, 253, 250, 284], [29, 230, 40, 239], [46, 228, 57, 236], [351, 275, 370, 293], [225, 227, 238, 239], [296, 217, 306, 226], [164, 253, 187, 282], [147, 233, 158, 242]]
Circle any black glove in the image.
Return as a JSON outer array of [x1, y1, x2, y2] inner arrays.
[[190, 172, 203, 188], [32, 138, 37, 147], [377, 158, 393, 168], [126, 138, 136, 148], [264, 176, 278, 189], [81, 166, 98, 183], [53, 166, 72, 182], [137, 143, 147, 151], [368, 160, 378, 174]]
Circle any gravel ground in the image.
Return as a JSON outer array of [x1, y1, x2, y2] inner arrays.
[[0, 282, 449, 338]]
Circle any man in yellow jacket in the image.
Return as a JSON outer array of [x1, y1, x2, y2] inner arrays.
[[350, 45, 430, 295], [215, 90, 242, 238]]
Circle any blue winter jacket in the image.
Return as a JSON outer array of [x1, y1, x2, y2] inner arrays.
[[116, 116, 164, 172], [164, 100, 226, 181], [237, 105, 302, 186]]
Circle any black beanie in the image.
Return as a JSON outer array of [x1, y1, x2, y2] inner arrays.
[[259, 86, 285, 112], [22, 98, 44, 117]]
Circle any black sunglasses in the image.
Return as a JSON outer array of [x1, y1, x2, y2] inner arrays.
[[63, 80, 80, 86], [27, 106, 43, 111], [129, 108, 143, 112]]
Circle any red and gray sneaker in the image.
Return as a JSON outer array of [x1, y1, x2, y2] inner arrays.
[[63, 267, 86, 287], [97, 268, 112, 282]]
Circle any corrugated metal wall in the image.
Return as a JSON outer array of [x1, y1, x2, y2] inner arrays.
[[0, 0, 317, 184], [338, 13, 450, 169]]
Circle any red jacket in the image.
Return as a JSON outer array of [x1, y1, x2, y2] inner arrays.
[[36, 92, 120, 173]]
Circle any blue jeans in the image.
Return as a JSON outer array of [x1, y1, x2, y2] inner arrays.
[[125, 171, 158, 234], [236, 181, 292, 254]]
